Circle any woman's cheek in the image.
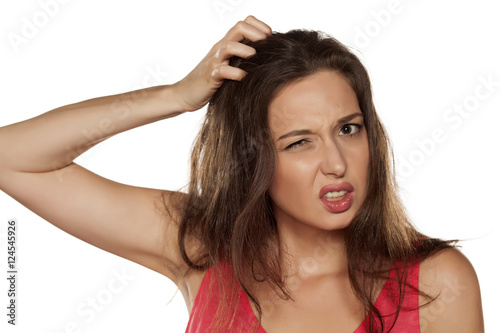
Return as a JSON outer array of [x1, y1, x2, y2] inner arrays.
[[282, 156, 317, 194]]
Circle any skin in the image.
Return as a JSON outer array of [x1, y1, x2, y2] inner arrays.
[[0, 15, 483, 332], [267, 70, 369, 278], [252, 70, 372, 332]]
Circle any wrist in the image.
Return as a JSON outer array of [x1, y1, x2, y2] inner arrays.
[[154, 83, 190, 119], [164, 81, 196, 114]]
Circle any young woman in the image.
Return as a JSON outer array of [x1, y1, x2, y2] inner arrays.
[[0, 16, 483, 332]]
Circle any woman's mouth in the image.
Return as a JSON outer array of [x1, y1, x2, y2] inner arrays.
[[320, 191, 353, 212], [322, 190, 348, 200], [319, 183, 354, 213]]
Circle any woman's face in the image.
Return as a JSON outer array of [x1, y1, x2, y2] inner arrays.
[[267, 70, 370, 232]]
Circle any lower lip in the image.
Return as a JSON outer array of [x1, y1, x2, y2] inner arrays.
[[320, 192, 354, 213]]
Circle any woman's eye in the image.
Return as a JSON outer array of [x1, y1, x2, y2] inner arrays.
[[339, 124, 362, 136], [283, 124, 362, 151], [285, 139, 309, 150]]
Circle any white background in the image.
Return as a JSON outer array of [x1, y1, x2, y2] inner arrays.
[[1, 0, 498, 332]]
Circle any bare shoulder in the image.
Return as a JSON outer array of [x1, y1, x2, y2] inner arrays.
[[419, 247, 484, 332]]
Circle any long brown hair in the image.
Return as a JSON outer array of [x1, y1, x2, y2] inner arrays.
[[175, 29, 455, 332]]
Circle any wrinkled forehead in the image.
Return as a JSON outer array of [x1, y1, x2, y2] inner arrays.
[[267, 70, 361, 139]]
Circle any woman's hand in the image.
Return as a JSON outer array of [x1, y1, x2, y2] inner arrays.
[[172, 15, 272, 112]]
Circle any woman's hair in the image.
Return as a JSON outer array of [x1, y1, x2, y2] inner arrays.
[[174, 29, 456, 332]]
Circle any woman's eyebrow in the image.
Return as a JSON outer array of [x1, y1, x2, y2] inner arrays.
[[277, 112, 363, 141]]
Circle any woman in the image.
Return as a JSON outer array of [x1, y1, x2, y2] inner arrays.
[[0, 15, 483, 332]]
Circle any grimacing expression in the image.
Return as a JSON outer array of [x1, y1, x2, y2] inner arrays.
[[267, 70, 370, 232]]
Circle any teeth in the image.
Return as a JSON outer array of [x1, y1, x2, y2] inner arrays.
[[324, 190, 347, 198]]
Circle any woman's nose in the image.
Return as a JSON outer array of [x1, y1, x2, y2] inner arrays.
[[319, 139, 347, 177]]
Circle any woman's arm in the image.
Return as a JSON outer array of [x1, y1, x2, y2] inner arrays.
[[419, 248, 484, 332], [0, 15, 272, 283], [0, 84, 190, 281], [0, 85, 184, 174]]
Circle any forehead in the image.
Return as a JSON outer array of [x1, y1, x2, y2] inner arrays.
[[268, 70, 360, 135]]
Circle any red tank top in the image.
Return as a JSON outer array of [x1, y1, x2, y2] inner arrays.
[[186, 260, 420, 332]]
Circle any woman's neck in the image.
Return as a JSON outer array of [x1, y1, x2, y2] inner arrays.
[[277, 219, 349, 280]]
